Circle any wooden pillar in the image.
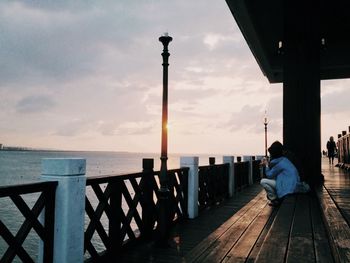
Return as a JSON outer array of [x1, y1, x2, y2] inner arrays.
[[283, 0, 322, 185]]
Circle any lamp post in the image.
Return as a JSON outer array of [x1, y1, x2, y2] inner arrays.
[[263, 111, 269, 157], [157, 32, 172, 245]]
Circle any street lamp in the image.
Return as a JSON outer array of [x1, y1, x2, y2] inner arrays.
[[157, 32, 172, 245], [263, 111, 269, 157]]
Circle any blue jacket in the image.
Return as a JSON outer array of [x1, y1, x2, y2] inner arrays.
[[265, 156, 300, 198]]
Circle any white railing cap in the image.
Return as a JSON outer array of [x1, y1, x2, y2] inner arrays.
[[180, 156, 199, 166], [42, 158, 86, 176]]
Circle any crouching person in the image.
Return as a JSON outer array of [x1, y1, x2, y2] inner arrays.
[[260, 141, 301, 206]]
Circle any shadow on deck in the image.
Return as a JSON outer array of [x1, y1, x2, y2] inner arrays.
[[118, 158, 350, 263]]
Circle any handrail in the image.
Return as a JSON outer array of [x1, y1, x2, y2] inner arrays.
[[0, 181, 57, 262], [84, 166, 189, 261], [198, 163, 230, 210], [86, 167, 190, 184], [0, 155, 257, 262], [0, 181, 58, 197], [337, 130, 350, 167]]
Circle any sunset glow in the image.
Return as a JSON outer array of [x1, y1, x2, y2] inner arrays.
[[0, 1, 349, 155]]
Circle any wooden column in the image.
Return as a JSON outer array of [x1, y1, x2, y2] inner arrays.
[[283, 0, 322, 185]]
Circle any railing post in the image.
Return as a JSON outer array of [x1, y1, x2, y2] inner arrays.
[[142, 158, 155, 238], [256, 155, 264, 161], [209, 157, 215, 165], [236, 156, 242, 191], [180, 157, 199, 219], [208, 157, 216, 202], [223, 156, 235, 197], [256, 155, 265, 180], [40, 158, 86, 263], [42, 183, 56, 262], [243, 156, 253, 185]]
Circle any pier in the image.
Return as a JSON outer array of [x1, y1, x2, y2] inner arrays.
[[1, 0, 350, 262], [117, 158, 350, 263], [2, 155, 350, 262], [0, 155, 259, 262]]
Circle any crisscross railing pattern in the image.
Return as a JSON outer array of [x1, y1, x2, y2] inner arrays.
[[252, 159, 262, 182], [198, 163, 229, 211], [155, 168, 189, 221], [338, 132, 350, 166], [0, 181, 57, 263], [84, 167, 189, 261]]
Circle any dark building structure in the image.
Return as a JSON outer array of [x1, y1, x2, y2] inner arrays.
[[225, 0, 350, 185]]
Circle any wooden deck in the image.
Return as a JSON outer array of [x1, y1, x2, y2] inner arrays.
[[117, 158, 350, 263], [322, 160, 350, 226], [318, 159, 350, 262]]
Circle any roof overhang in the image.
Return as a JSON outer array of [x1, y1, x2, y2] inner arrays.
[[225, 0, 350, 83]]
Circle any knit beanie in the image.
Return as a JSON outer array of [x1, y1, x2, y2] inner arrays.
[[268, 141, 283, 159]]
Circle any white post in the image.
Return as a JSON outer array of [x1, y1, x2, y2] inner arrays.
[[180, 156, 199, 219], [39, 158, 86, 263], [255, 155, 264, 161], [243, 155, 253, 185], [223, 156, 235, 197]]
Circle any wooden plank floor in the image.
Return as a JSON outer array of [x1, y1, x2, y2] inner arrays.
[[322, 158, 350, 226], [119, 184, 263, 263], [320, 158, 350, 262], [116, 159, 350, 263]]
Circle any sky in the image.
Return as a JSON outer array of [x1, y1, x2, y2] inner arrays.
[[0, 1, 349, 155]]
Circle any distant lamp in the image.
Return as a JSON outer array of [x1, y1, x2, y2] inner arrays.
[[263, 111, 269, 157]]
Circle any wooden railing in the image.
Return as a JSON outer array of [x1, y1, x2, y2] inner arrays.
[[252, 158, 262, 183], [84, 166, 189, 261], [0, 182, 57, 263], [338, 130, 350, 167], [198, 163, 229, 211], [0, 155, 257, 262], [83, 157, 251, 261], [234, 158, 250, 191]]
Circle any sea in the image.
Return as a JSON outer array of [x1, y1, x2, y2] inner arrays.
[[0, 150, 225, 261]]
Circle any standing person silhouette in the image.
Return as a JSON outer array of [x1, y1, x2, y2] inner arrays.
[[326, 136, 337, 165]]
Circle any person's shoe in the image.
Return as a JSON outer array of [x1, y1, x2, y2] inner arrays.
[[268, 199, 281, 207]]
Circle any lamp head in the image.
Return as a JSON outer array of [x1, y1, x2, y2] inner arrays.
[[159, 33, 172, 47], [263, 111, 269, 125]]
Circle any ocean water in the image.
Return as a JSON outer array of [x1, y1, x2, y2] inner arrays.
[[0, 150, 224, 186], [0, 150, 224, 261]]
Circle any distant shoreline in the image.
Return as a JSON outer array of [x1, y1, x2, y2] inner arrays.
[[0, 148, 130, 154], [0, 146, 130, 153], [0, 147, 249, 156]]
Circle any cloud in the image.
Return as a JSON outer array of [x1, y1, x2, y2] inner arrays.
[[16, 95, 55, 113], [0, 0, 257, 97], [225, 104, 264, 132], [54, 119, 89, 137], [114, 121, 156, 136], [322, 87, 350, 115], [2, 1, 347, 154], [0, 1, 161, 89]]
